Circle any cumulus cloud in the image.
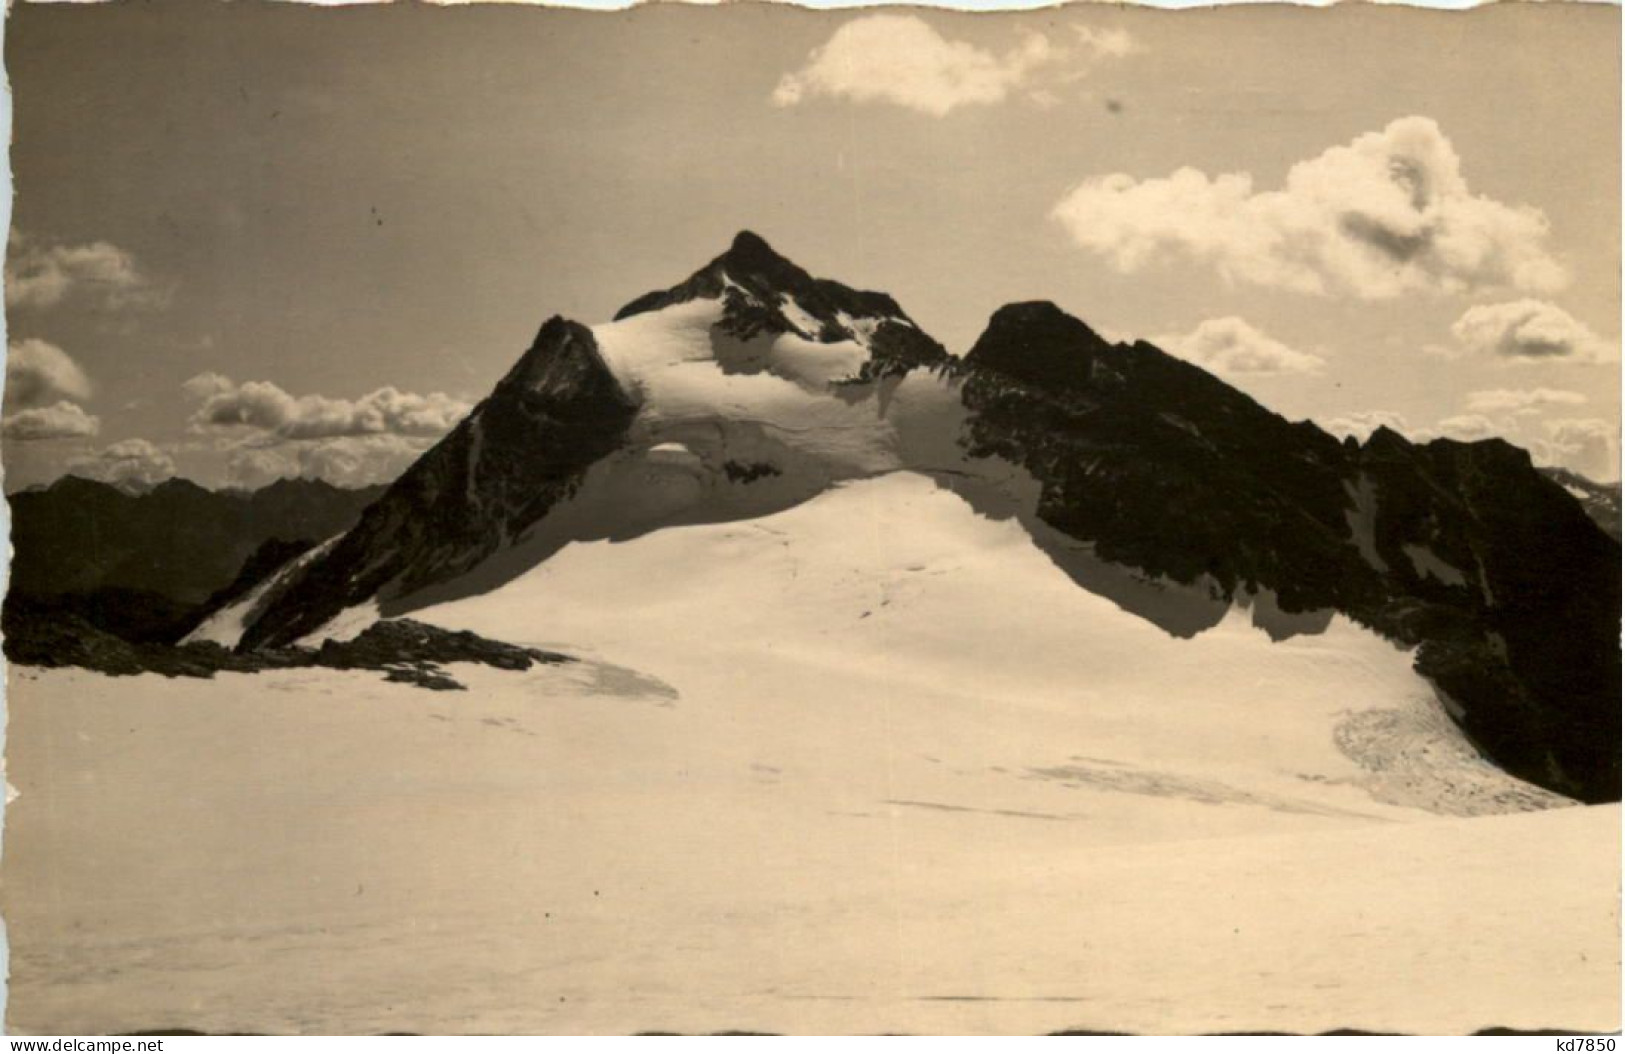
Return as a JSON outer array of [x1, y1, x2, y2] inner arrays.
[[1155, 317, 1325, 376], [2, 400, 101, 441], [6, 338, 92, 408], [772, 16, 1134, 117], [66, 438, 176, 488], [1432, 414, 1503, 441], [218, 430, 435, 488], [1532, 418, 1620, 483], [1320, 406, 1617, 477], [181, 373, 460, 487], [1052, 116, 1567, 299], [184, 374, 472, 442], [294, 434, 434, 488], [6, 234, 165, 311], [1408, 414, 1506, 444], [1449, 300, 1615, 364], [222, 436, 428, 489], [1318, 410, 1410, 442], [1326, 410, 1522, 446], [3, 339, 102, 440], [224, 446, 301, 489], [1463, 387, 1588, 416]]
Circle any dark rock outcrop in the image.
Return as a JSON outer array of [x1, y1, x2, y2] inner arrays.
[[954, 301, 1621, 802], [958, 301, 1374, 616], [239, 317, 639, 650], [3, 588, 202, 649]]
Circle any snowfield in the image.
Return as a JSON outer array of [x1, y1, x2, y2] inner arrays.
[[589, 295, 904, 479], [4, 472, 1616, 1035]]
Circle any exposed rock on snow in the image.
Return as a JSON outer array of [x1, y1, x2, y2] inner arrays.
[[946, 300, 1618, 802], [6, 608, 568, 691]]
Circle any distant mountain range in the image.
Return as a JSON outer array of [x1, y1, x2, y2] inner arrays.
[[5, 476, 384, 642], [7, 232, 1619, 803]]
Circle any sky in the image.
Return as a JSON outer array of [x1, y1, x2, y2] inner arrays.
[[2, 0, 1619, 490]]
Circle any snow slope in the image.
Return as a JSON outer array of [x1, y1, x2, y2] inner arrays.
[[418, 471, 1565, 825], [8, 472, 1609, 1035], [182, 538, 340, 648]]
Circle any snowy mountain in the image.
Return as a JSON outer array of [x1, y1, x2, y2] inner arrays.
[[232, 231, 956, 650], [9, 231, 1621, 1036], [181, 233, 1617, 801], [6, 475, 385, 605], [952, 301, 1621, 802]]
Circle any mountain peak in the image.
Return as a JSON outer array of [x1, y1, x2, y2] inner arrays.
[[257, 476, 336, 495], [499, 316, 635, 410], [240, 316, 639, 650], [711, 229, 817, 301], [997, 300, 1096, 335], [611, 231, 950, 378], [147, 477, 212, 499], [965, 301, 1114, 387], [41, 474, 122, 498], [724, 229, 781, 264], [1363, 425, 1414, 457], [614, 231, 804, 322], [616, 230, 880, 323]]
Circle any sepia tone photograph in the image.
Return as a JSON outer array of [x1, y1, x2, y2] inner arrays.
[[0, 0, 1619, 1037]]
